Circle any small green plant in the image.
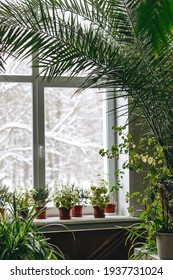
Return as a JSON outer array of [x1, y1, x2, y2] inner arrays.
[[53, 180, 78, 209], [32, 185, 50, 207], [89, 175, 110, 210], [72, 185, 90, 205], [15, 185, 34, 211]]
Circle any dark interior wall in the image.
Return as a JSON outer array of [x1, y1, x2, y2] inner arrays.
[[43, 229, 132, 260]]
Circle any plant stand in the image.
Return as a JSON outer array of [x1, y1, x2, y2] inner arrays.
[[59, 207, 71, 220], [93, 206, 105, 218]]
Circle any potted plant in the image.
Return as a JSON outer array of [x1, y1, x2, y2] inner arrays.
[[32, 185, 50, 219], [89, 176, 110, 218], [15, 185, 34, 218], [0, 185, 10, 218], [116, 128, 173, 259], [125, 135, 173, 259], [0, 194, 61, 260], [104, 170, 124, 214], [71, 185, 90, 217], [53, 180, 78, 220]]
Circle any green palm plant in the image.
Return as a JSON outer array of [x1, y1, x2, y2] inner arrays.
[[136, 0, 173, 55]]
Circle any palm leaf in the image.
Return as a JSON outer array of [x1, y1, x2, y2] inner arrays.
[[136, 0, 173, 55]]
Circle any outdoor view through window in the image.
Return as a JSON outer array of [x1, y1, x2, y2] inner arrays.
[[0, 57, 105, 191]]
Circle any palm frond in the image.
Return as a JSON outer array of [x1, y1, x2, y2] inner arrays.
[[136, 0, 173, 55]]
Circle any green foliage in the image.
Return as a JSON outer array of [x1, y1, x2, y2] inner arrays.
[[53, 181, 78, 209], [32, 185, 50, 207], [136, 0, 173, 55], [0, 195, 61, 260], [72, 185, 90, 205], [89, 176, 110, 210], [14, 185, 34, 210]]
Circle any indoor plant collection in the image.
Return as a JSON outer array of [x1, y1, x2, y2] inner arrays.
[[0, 179, 115, 220], [1, 0, 173, 260]]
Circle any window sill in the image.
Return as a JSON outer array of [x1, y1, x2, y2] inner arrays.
[[35, 214, 142, 232]]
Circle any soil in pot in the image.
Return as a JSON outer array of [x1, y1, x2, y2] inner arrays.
[[59, 207, 71, 220], [93, 206, 105, 218], [35, 206, 47, 219], [71, 205, 83, 217]]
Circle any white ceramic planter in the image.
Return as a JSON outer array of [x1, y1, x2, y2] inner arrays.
[[156, 232, 173, 260]]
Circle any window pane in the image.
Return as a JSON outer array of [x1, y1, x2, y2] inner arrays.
[[45, 88, 104, 188], [0, 83, 32, 188], [3, 54, 32, 75]]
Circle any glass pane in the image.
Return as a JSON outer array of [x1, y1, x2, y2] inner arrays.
[[45, 88, 105, 189], [3, 54, 32, 75], [0, 83, 32, 188]]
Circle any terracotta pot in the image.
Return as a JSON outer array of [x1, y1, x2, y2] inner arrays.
[[93, 206, 105, 218], [156, 232, 173, 259], [59, 207, 71, 220], [35, 206, 47, 219], [0, 208, 5, 219], [71, 205, 83, 217], [104, 203, 116, 213]]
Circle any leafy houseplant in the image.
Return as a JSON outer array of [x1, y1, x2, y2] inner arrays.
[[15, 185, 34, 218], [105, 126, 173, 259], [32, 186, 50, 219], [0, 194, 60, 260], [71, 186, 90, 217], [89, 176, 110, 218], [53, 181, 78, 220]]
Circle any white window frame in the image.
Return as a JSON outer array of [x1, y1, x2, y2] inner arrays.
[[0, 70, 117, 196]]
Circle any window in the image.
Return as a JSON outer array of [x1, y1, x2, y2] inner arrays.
[[44, 87, 104, 189], [0, 56, 115, 196]]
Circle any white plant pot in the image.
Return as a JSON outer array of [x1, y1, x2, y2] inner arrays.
[[156, 232, 173, 260]]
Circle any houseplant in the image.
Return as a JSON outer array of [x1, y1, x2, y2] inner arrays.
[[125, 133, 173, 259], [89, 176, 110, 218], [111, 126, 173, 259], [53, 180, 78, 219], [15, 185, 34, 218], [71, 185, 89, 217], [32, 185, 50, 219], [104, 170, 124, 214], [0, 194, 62, 260], [0, 185, 10, 218]]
